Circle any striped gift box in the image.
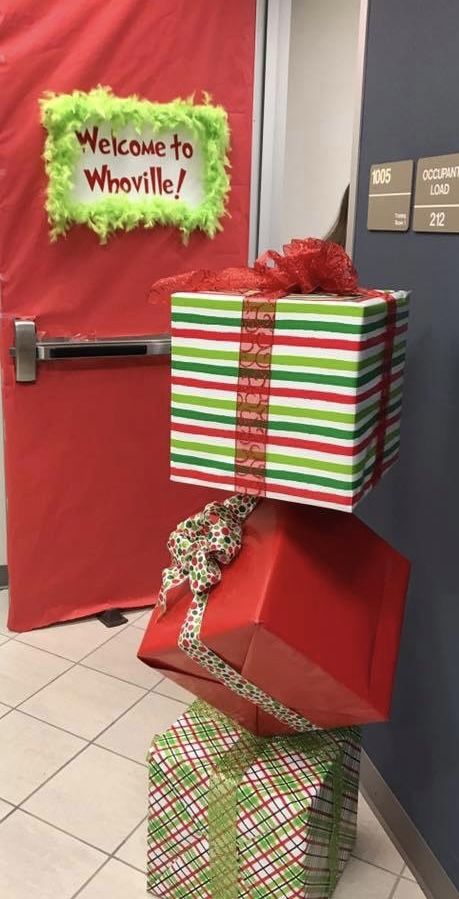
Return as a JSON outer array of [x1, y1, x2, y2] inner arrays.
[[170, 290, 410, 511], [148, 701, 361, 898]]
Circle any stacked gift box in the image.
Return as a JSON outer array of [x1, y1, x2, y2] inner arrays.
[[169, 289, 409, 510], [148, 700, 361, 898], [138, 239, 411, 897]]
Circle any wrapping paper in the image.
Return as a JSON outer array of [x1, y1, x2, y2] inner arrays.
[[156, 494, 318, 733], [1, 0, 257, 631], [148, 700, 361, 898], [170, 288, 410, 510], [138, 499, 411, 734]]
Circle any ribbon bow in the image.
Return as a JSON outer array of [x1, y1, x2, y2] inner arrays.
[[149, 237, 359, 301], [157, 495, 258, 616]]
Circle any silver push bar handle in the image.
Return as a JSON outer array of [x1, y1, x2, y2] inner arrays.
[[11, 320, 171, 383]]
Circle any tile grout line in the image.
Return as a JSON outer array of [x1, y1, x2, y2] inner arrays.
[[70, 857, 113, 899], [70, 852, 146, 899], [1, 783, 411, 885], [71, 814, 149, 898], [12, 617, 134, 662], [1, 606, 420, 897], [3, 617, 158, 692], [0, 605, 168, 892], [1, 605, 150, 649], [151, 683, 195, 702], [14, 686, 154, 813], [0, 730, 422, 891], [351, 852, 407, 879], [2, 669, 187, 850], [388, 874, 403, 898], [19, 807, 113, 858], [0, 597, 156, 719], [76, 659, 163, 692], [70, 810, 150, 898], [17, 809, 148, 894], [10, 704, 148, 755], [0, 668, 188, 794], [0, 647, 183, 892], [111, 813, 148, 862], [10, 622, 153, 714], [0, 802, 148, 882], [6, 623, 137, 713]]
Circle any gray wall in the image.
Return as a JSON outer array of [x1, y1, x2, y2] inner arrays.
[[353, 0, 459, 887]]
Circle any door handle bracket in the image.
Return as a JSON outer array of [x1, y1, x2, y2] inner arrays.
[[10, 320, 171, 383]]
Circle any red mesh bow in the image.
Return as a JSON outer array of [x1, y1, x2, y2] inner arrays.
[[150, 238, 359, 300]]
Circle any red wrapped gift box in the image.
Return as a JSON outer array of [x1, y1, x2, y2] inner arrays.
[[138, 500, 410, 735]]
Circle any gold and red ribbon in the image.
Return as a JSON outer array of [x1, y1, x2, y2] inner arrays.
[[234, 295, 276, 495]]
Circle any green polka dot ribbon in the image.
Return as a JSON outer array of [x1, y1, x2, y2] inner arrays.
[[158, 494, 320, 733]]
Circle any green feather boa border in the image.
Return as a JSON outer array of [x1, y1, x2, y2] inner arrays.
[[40, 86, 231, 243]]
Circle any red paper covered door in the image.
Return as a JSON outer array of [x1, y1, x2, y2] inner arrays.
[[0, 0, 259, 631]]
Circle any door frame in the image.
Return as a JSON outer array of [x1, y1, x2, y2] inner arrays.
[[256, 0, 293, 255], [256, 0, 369, 259], [249, 0, 269, 262], [346, 0, 370, 257]]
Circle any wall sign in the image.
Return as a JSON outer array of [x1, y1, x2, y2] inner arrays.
[[40, 87, 230, 242], [367, 160, 413, 231], [413, 153, 459, 232]]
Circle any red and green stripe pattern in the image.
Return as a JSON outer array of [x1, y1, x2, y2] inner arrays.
[[148, 700, 361, 898], [170, 291, 409, 510]]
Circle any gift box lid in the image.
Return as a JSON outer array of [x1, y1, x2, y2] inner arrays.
[[149, 700, 357, 800], [172, 289, 409, 311]]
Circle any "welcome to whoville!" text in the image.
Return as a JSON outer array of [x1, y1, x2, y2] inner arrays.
[[76, 126, 191, 198]]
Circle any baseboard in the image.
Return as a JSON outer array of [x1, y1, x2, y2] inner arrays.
[[0, 565, 8, 589], [360, 750, 458, 899]]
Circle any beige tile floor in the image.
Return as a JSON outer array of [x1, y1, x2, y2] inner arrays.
[[0, 590, 427, 899]]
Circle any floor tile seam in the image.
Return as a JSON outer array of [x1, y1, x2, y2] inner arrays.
[[13, 658, 80, 710], [5, 658, 151, 715], [69, 857, 112, 899], [129, 620, 150, 632], [12, 618, 133, 664], [352, 850, 405, 878], [2, 617, 156, 711], [68, 810, 150, 897], [109, 815, 148, 869], [6, 736, 89, 809], [21, 806, 149, 873], [14, 654, 148, 716], [79, 657, 163, 691], [19, 807, 112, 856], [13, 705, 152, 768], [69, 850, 147, 899], [388, 875, 403, 898], [149, 683, 192, 703], [2, 617, 420, 896], [11, 690, 151, 810], [0, 804, 148, 878], [15, 740, 148, 811]]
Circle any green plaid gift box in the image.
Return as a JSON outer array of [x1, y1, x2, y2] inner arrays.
[[147, 701, 361, 898]]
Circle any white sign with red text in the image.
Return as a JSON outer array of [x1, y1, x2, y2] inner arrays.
[[72, 122, 204, 205]]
